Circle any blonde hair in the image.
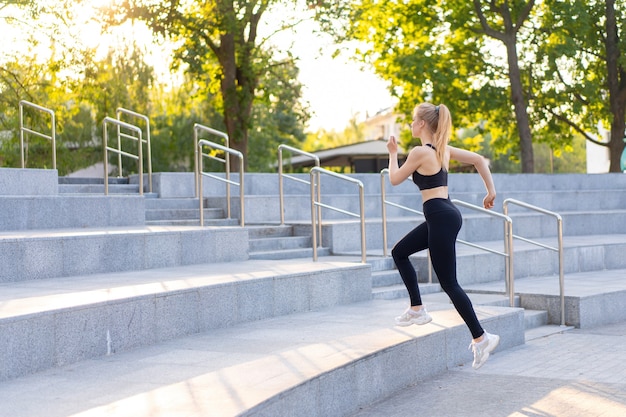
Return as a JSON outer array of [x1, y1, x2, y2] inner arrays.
[[414, 103, 452, 168]]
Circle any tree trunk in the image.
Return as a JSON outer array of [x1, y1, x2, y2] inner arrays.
[[605, 0, 626, 172], [505, 35, 534, 173]]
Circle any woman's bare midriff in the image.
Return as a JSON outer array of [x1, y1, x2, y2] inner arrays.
[[421, 186, 449, 203]]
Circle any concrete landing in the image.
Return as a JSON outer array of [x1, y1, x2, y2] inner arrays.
[[464, 268, 626, 328], [353, 320, 626, 417], [0, 299, 523, 417]]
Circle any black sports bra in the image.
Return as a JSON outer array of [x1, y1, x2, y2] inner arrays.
[[412, 144, 448, 190]]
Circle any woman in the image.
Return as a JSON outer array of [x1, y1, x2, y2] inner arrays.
[[386, 102, 499, 370]]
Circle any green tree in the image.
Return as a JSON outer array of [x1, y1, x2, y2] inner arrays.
[[311, 0, 539, 172], [538, 0, 625, 172], [108, 0, 311, 172], [248, 56, 310, 171]]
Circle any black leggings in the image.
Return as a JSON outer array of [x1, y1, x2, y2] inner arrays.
[[391, 197, 484, 339]]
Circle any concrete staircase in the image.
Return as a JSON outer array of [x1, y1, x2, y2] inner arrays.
[[0, 168, 625, 416]]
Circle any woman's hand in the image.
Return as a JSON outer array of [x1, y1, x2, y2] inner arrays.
[[387, 135, 398, 154], [483, 192, 496, 209]]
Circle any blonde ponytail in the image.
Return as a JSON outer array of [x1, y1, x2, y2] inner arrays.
[[414, 103, 452, 168]]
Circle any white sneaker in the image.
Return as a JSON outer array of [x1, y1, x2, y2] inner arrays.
[[469, 332, 500, 370], [395, 307, 432, 326]]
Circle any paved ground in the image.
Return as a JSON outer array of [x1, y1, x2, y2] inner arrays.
[[352, 321, 626, 417]]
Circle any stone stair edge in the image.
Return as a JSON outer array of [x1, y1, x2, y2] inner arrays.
[[0, 299, 525, 417], [0, 259, 372, 320]]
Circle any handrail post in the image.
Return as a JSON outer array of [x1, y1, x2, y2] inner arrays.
[[104, 122, 109, 195], [197, 139, 244, 227], [102, 117, 143, 196], [358, 182, 366, 264], [503, 198, 565, 326], [502, 202, 512, 306], [310, 170, 318, 261], [194, 124, 229, 200], [18, 100, 57, 170], [279, 150, 285, 225], [557, 216, 565, 326], [116, 122, 123, 178], [380, 169, 389, 257], [277, 144, 321, 228], [117, 108, 153, 193], [451, 199, 514, 306], [310, 167, 366, 263]]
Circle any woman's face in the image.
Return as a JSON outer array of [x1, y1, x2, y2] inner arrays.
[[411, 113, 425, 138]]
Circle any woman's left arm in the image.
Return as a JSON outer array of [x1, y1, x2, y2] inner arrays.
[[448, 146, 496, 209]]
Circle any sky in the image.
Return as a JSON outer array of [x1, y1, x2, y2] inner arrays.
[[277, 26, 396, 131], [260, 8, 397, 132], [293, 39, 396, 132], [3, 1, 396, 133]]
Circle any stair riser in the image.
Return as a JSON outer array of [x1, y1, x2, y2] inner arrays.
[[242, 308, 524, 417], [249, 237, 312, 252], [520, 290, 626, 328], [145, 208, 223, 221], [0, 196, 145, 231], [411, 242, 626, 285], [0, 229, 248, 283], [0, 265, 372, 382]]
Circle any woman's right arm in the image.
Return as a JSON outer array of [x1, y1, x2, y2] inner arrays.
[[387, 136, 420, 186], [448, 146, 496, 209]]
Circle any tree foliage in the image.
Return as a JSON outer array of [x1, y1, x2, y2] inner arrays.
[[107, 0, 310, 171], [2, 0, 311, 174], [537, 0, 626, 172], [311, 0, 625, 172]]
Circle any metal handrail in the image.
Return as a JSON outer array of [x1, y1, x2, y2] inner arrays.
[[503, 198, 565, 326], [451, 199, 515, 307], [194, 124, 229, 199], [380, 168, 434, 283], [19, 100, 56, 169], [310, 167, 366, 263], [103, 117, 143, 195], [277, 144, 322, 241], [116, 108, 153, 193], [198, 139, 244, 227]]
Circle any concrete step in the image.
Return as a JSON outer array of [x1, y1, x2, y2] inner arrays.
[[0, 195, 147, 231], [249, 235, 312, 252], [0, 226, 248, 283], [0, 298, 525, 417], [525, 324, 575, 341], [146, 218, 239, 227], [523, 309, 548, 329], [0, 258, 372, 382], [246, 224, 298, 239], [408, 234, 626, 286], [58, 184, 143, 194], [372, 269, 402, 288], [144, 198, 200, 209], [464, 268, 626, 328], [145, 207, 224, 221], [372, 283, 442, 300], [180, 172, 626, 197], [248, 246, 332, 260]]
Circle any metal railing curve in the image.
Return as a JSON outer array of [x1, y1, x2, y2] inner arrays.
[[310, 167, 366, 263], [103, 117, 143, 195], [277, 144, 321, 237], [198, 139, 244, 227], [19, 100, 57, 169], [194, 124, 229, 198], [503, 198, 565, 326], [116, 108, 153, 193], [380, 168, 434, 282], [451, 199, 515, 306]]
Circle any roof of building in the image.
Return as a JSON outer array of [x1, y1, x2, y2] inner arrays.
[[285, 139, 406, 168]]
